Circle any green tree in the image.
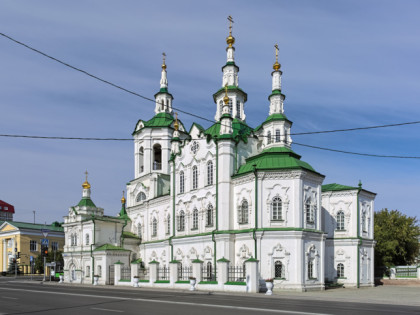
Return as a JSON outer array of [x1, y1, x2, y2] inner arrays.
[[374, 209, 420, 269], [34, 250, 64, 274]]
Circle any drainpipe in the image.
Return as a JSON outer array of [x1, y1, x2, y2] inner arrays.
[[252, 164, 258, 259], [212, 136, 219, 271], [357, 182, 362, 288], [91, 219, 95, 284], [170, 160, 176, 261]]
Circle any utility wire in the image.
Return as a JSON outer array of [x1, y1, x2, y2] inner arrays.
[[2, 32, 419, 137], [1, 134, 420, 159]]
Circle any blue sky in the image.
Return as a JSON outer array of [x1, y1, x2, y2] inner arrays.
[[1, 0, 419, 224]]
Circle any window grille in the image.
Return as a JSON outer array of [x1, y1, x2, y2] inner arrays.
[[236, 100, 241, 118], [239, 200, 248, 224], [166, 215, 171, 234], [308, 260, 314, 279], [192, 208, 198, 229], [336, 211, 345, 230], [202, 262, 216, 281], [178, 211, 185, 231], [158, 266, 169, 280], [306, 201, 315, 223], [271, 196, 282, 221], [179, 171, 185, 194], [207, 161, 213, 185], [337, 263, 344, 278], [152, 218, 158, 236], [206, 204, 213, 227], [275, 261, 284, 278], [121, 266, 131, 280], [275, 129, 280, 142], [192, 166, 198, 190]]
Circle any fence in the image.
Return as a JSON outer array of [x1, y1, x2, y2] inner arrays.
[[201, 264, 216, 281], [121, 266, 131, 281], [138, 267, 149, 280], [395, 266, 417, 278], [228, 265, 245, 282], [178, 265, 192, 281], [158, 266, 169, 280]]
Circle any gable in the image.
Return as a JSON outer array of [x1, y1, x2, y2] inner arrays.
[[0, 222, 18, 232]]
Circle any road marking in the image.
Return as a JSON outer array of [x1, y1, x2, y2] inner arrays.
[[2, 296, 18, 300], [0, 287, 330, 315], [91, 307, 124, 313]]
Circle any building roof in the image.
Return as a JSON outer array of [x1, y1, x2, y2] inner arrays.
[[77, 197, 96, 207], [321, 183, 358, 192], [234, 146, 321, 177], [204, 119, 255, 143], [0, 220, 64, 232], [254, 113, 292, 132], [132, 112, 186, 135], [0, 200, 15, 213]]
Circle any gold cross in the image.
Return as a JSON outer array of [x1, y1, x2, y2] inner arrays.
[[162, 52, 166, 64], [227, 16, 234, 35], [274, 44, 279, 62], [84, 170, 88, 181]]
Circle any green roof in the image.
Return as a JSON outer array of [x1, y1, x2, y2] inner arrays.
[[154, 87, 173, 99], [77, 197, 96, 208], [213, 85, 247, 102], [254, 113, 292, 131], [0, 221, 64, 232], [133, 112, 186, 135], [122, 231, 140, 239], [268, 89, 286, 100], [322, 183, 358, 192], [94, 244, 129, 251], [235, 147, 319, 176], [204, 119, 255, 144]]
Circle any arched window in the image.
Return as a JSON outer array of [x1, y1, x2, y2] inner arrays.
[[139, 147, 144, 173], [136, 192, 146, 203], [70, 234, 74, 246], [178, 210, 185, 231], [228, 99, 233, 115], [236, 100, 241, 118], [271, 196, 282, 221], [153, 144, 162, 170], [74, 234, 78, 246], [308, 260, 314, 279], [206, 262, 212, 281], [192, 166, 198, 190], [152, 218, 157, 236], [192, 208, 198, 229], [337, 211, 345, 231], [97, 265, 102, 277], [275, 261, 284, 279], [267, 131, 272, 144], [206, 204, 213, 226], [239, 199, 248, 224], [305, 199, 314, 223], [337, 263, 344, 278], [85, 233, 89, 245], [179, 171, 185, 194], [207, 161, 213, 186], [137, 223, 142, 238], [275, 129, 280, 142], [166, 215, 171, 234]]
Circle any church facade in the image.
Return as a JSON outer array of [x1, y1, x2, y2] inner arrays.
[[63, 23, 376, 291]]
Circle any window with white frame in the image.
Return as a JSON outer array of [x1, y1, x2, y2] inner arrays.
[[30, 240, 37, 251], [97, 265, 102, 277], [236, 100, 241, 118], [362, 211, 367, 232], [137, 223, 142, 238], [336, 211, 345, 231], [136, 192, 146, 203], [206, 204, 213, 227], [86, 266, 90, 277], [139, 147, 144, 173], [192, 166, 198, 190], [275, 129, 280, 142], [178, 210, 185, 231], [166, 215, 171, 234], [337, 263, 344, 278], [179, 171, 185, 194], [192, 208, 198, 230], [51, 241, 59, 251], [238, 199, 248, 224], [228, 99, 233, 115], [271, 196, 282, 221], [152, 218, 158, 236], [207, 161, 213, 186], [267, 131, 272, 144], [274, 261, 284, 279], [85, 233, 89, 245]]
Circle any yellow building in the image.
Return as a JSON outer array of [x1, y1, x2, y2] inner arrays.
[[0, 221, 64, 273]]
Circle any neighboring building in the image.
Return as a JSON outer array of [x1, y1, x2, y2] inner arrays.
[[0, 200, 15, 221], [64, 22, 376, 290], [0, 221, 64, 273]]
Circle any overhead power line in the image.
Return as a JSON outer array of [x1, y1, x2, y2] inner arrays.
[[1, 32, 419, 137], [1, 134, 420, 159]]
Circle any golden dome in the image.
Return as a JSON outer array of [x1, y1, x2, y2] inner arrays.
[[162, 63, 167, 70], [226, 35, 235, 48], [273, 61, 281, 71], [82, 170, 91, 189], [121, 191, 126, 204]]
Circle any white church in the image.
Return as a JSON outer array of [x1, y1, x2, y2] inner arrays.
[[63, 21, 376, 291]]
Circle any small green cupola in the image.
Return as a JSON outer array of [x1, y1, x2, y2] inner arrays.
[[118, 191, 129, 220], [78, 170, 96, 207]]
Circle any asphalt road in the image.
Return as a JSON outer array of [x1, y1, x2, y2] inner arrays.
[[0, 281, 418, 315]]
